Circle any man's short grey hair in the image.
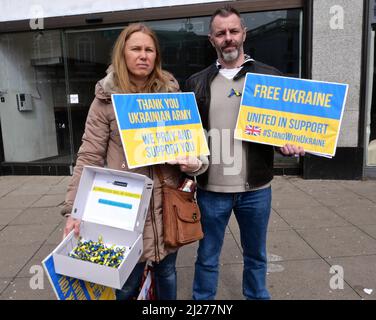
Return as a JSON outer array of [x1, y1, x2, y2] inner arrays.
[[209, 5, 246, 34]]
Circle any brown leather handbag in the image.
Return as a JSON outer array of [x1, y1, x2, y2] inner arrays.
[[155, 167, 204, 247]]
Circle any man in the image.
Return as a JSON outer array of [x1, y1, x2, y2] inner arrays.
[[185, 5, 305, 300]]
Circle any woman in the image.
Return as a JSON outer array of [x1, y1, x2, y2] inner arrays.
[[61, 23, 207, 300]]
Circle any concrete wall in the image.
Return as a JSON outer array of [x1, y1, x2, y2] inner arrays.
[[0, 32, 58, 162], [312, 0, 363, 147], [0, 0, 227, 22]]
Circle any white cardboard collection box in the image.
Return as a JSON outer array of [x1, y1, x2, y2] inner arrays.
[[52, 166, 153, 289]]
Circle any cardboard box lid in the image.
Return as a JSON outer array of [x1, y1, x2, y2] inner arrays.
[[71, 166, 153, 232]]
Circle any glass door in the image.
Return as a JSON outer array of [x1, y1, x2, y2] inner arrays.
[[0, 30, 74, 173], [61, 8, 303, 170], [62, 28, 122, 157]]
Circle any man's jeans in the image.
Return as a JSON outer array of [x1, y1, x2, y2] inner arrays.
[[193, 187, 271, 300], [116, 251, 178, 300]]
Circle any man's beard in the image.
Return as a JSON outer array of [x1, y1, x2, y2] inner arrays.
[[219, 42, 241, 62], [222, 48, 239, 62]]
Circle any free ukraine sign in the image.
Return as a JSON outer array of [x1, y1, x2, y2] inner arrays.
[[234, 73, 348, 157], [112, 92, 209, 168]]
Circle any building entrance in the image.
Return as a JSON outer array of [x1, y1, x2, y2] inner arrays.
[[0, 8, 303, 175]]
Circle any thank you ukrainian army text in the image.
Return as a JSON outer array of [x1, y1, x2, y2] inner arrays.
[[112, 92, 210, 168], [234, 73, 348, 157]]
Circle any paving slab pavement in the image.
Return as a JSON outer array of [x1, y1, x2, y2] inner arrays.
[[0, 175, 375, 300]]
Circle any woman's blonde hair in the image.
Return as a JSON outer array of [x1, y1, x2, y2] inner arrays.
[[111, 23, 175, 93]]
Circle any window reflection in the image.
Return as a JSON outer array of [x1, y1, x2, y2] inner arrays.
[[149, 10, 302, 168], [0, 30, 67, 165], [147, 10, 301, 88], [0, 9, 303, 171]]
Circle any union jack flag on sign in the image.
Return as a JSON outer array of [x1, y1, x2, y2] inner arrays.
[[245, 125, 262, 136]]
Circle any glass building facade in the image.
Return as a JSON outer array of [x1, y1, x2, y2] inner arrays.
[[0, 6, 303, 175]]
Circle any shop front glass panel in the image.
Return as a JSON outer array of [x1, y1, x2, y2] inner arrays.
[[0, 8, 302, 170], [148, 9, 302, 168], [63, 28, 121, 157], [147, 9, 301, 84], [0, 30, 73, 166], [63, 9, 302, 168]]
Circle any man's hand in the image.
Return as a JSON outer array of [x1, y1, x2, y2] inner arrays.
[[167, 156, 202, 173], [279, 144, 305, 157], [63, 216, 81, 240]]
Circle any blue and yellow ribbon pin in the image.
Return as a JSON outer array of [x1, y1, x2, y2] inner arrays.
[[228, 88, 242, 97]]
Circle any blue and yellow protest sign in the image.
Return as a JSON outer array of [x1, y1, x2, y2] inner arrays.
[[42, 254, 115, 300], [234, 73, 348, 157], [112, 93, 210, 168]]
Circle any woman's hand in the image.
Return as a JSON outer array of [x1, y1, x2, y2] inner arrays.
[[63, 216, 81, 240], [279, 144, 305, 157], [167, 156, 202, 173]]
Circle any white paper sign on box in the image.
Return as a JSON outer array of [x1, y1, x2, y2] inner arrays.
[[52, 166, 153, 289]]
